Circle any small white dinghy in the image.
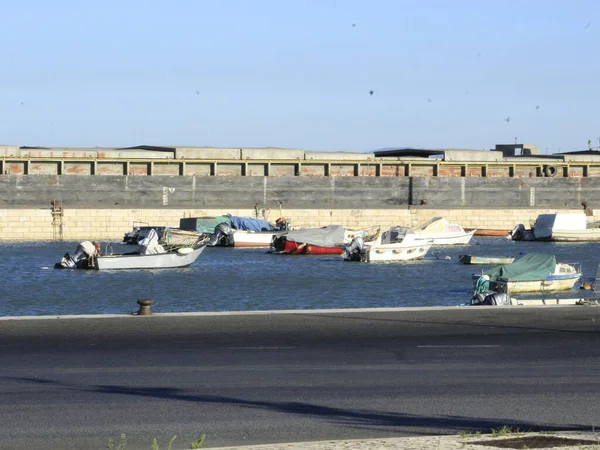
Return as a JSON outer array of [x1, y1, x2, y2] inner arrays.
[[55, 228, 210, 270]]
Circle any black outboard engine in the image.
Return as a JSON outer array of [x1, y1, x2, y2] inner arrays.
[[55, 241, 98, 269], [341, 236, 364, 261], [208, 222, 234, 247], [472, 291, 511, 306], [509, 223, 525, 241], [274, 217, 288, 231]]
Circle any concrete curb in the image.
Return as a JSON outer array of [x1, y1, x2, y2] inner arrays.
[[0, 304, 588, 321]]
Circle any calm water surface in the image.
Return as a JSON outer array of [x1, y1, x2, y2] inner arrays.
[[1, 237, 599, 316]]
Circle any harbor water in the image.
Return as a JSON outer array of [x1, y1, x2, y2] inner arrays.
[[1, 237, 600, 317]]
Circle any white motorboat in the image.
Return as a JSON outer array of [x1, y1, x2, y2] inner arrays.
[[412, 217, 475, 245], [94, 245, 207, 270], [55, 228, 210, 270], [472, 253, 582, 295], [341, 227, 432, 262], [509, 213, 600, 242]]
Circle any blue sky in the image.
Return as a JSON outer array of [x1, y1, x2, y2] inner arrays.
[[1, 0, 598, 153]]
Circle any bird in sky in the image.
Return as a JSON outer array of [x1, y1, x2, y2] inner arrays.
[[504, 116, 511, 123], [369, 90, 374, 96]]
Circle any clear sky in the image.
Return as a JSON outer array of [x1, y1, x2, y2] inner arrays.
[[1, 0, 598, 153]]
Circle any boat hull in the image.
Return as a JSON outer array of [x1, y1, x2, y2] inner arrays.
[[365, 242, 431, 262], [471, 229, 510, 237], [96, 246, 206, 270], [492, 275, 580, 293], [232, 230, 284, 248], [284, 240, 342, 254], [459, 255, 515, 265], [419, 230, 475, 245], [272, 237, 342, 254], [549, 229, 600, 242]]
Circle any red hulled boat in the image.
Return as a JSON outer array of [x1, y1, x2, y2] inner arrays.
[[271, 224, 347, 254]]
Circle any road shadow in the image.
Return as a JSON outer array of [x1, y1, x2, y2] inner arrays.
[[1, 375, 591, 436]]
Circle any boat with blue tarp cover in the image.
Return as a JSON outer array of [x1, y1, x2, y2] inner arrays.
[[181, 214, 288, 247]]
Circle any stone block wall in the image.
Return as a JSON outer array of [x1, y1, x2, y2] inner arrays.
[[0, 207, 593, 241]]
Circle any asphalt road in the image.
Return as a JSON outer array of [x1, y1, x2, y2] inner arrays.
[[1, 307, 599, 449]]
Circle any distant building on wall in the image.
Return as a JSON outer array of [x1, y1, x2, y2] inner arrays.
[[494, 143, 541, 157]]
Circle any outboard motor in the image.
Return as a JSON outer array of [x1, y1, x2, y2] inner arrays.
[[472, 291, 511, 306], [509, 223, 525, 241], [208, 222, 233, 247], [55, 240, 98, 269], [341, 236, 364, 261], [471, 277, 511, 306], [275, 217, 288, 231]]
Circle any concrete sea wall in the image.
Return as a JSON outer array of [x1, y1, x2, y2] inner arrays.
[[1, 174, 598, 241], [1, 175, 599, 209]]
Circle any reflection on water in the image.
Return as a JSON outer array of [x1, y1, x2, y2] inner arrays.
[[1, 237, 599, 316]]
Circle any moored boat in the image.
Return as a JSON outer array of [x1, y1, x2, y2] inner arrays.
[[509, 213, 600, 242], [341, 227, 431, 263], [270, 225, 378, 255], [412, 217, 475, 245], [472, 253, 582, 295], [181, 214, 288, 247], [271, 224, 347, 254], [459, 255, 515, 265], [55, 228, 210, 270]]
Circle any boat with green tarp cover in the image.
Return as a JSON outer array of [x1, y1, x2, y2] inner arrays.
[[474, 253, 582, 293]]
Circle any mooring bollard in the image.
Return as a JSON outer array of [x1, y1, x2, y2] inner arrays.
[[136, 299, 154, 315]]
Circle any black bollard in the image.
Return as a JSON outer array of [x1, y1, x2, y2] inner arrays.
[[137, 299, 154, 315]]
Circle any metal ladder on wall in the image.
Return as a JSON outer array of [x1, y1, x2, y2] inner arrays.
[[51, 200, 64, 240]]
